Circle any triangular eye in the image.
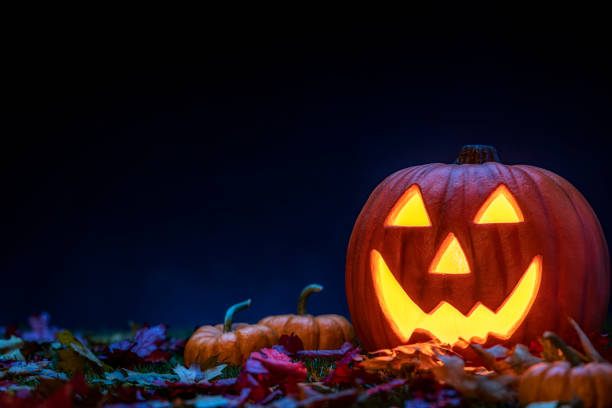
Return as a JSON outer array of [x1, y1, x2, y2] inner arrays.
[[385, 184, 431, 227], [474, 184, 524, 224]]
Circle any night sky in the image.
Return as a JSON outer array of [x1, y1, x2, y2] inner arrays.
[[3, 22, 611, 330]]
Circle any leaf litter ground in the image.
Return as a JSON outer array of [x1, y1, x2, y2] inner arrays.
[[1, 313, 610, 407]]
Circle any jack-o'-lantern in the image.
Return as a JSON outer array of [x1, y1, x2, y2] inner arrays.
[[346, 145, 610, 351]]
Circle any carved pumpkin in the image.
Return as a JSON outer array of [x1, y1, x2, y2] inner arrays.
[[346, 145, 610, 350], [184, 299, 278, 366], [258, 284, 355, 350]]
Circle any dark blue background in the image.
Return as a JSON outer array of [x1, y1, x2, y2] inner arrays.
[[3, 23, 611, 330]]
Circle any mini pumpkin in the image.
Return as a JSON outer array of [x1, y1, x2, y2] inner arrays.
[[346, 145, 610, 350], [184, 299, 278, 366], [519, 320, 612, 408], [258, 284, 355, 350]]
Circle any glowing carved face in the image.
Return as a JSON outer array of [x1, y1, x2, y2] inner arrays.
[[372, 184, 543, 346]]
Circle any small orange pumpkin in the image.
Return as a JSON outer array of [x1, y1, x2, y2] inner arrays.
[[519, 320, 612, 408], [519, 361, 612, 408], [258, 284, 355, 350], [184, 299, 278, 366]]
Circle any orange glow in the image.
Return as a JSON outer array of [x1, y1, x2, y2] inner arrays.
[[429, 233, 470, 274], [474, 184, 524, 224], [385, 185, 431, 227], [371, 249, 542, 345]]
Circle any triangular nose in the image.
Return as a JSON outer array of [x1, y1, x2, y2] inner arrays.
[[429, 232, 471, 274]]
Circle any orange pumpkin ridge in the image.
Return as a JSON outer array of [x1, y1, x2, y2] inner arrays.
[[258, 283, 355, 350], [346, 145, 610, 351]]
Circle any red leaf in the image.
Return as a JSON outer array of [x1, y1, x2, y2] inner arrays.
[[278, 334, 304, 354], [324, 363, 354, 385], [236, 347, 307, 402], [144, 350, 171, 363], [41, 372, 92, 408], [0, 392, 42, 408], [528, 340, 543, 356]]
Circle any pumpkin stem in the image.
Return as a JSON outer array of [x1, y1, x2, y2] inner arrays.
[[543, 331, 583, 367], [223, 299, 251, 333], [297, 284, 323, 315], [569, 318, 607, 363], [454, 145, 500, 164]]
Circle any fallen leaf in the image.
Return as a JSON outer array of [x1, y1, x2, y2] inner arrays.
[[57, 349, 88, 376], [22, 312, 59, 342], [0, 337, 23, 354], [432, 354, 516, 402], [173, 364, 226, 384], [360, 341, 453, 374], [131, 325, 167, 359], [105, 325, 170, 365], [184, 395, 230, 407], [296, 342, 353, 359], [101, 369, 176, 387], [504, 344, 542, 375], [359, 378, 405, 401], [56, 330, 108, 371], [278, 334, 304, 354], [0, 349, 24, 362], [236, 347, 307, 401]]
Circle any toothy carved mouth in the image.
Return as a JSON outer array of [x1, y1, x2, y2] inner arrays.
[[371, 250, 542, 345]]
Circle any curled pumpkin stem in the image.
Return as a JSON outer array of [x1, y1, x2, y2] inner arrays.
[[297, 284, 323, 315], [543, 331, 583, 367], [223, 299, 251, 333], [569, 318, 607, 363]]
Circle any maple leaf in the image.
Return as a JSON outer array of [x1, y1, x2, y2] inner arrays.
[[131, 325, 166, 358], [236, 347, 307, 402], [432, 354, 516, 402], [323, 351, 379, 386], [105, 325, 171, 365], [38, 372, 102, 408], [56, 330, 110, 375], [173, 364, 226, 384], [0, 336, 24, 362], [504, 344, 542, 375], [100, 369, 177, 387], [295, 342, 354, 359], [360, 341, 454, 374], [2, 360, 70, 382], [22, 312, 59, 342]]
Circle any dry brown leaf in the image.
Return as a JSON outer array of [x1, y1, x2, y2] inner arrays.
[[504, 344, 542, 375], [470, 343, 542, 377], [360, 341, 454, 374], [432, 354, 517, 402]]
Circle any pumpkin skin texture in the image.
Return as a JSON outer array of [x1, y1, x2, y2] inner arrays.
[[184, 299, 278, 366], [346, 145, 610, 351], [519, 361, 612, 408], [258, 284, 355, 350]]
